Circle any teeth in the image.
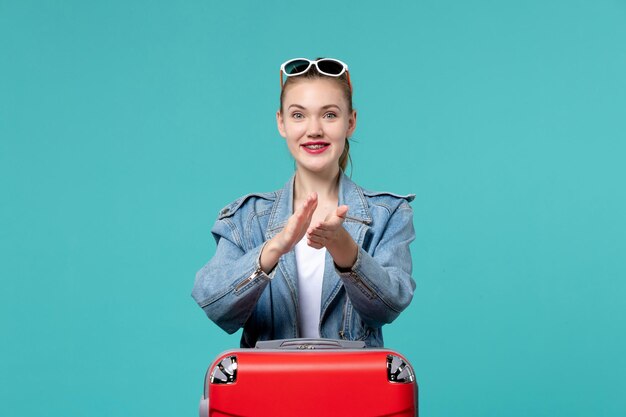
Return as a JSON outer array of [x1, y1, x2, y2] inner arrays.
[[305, 144, 326, 149]]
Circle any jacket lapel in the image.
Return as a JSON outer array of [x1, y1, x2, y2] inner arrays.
[[319, 174, 372, 320], [264, 176, 300, 335]]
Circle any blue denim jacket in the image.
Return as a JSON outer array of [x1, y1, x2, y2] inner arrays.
[[192, 173, 416, 347]]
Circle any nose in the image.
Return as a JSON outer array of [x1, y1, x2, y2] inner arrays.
[[307, 119, 323, 138]]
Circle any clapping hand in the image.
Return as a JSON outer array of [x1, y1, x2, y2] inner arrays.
[[306, 205, 349, 250], [271, 192, 319, 256]]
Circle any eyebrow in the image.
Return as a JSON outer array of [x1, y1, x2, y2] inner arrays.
[[287, 104, 342, 111]]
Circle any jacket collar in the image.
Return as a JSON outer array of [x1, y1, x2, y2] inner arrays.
[[265, 172, 372, 239]]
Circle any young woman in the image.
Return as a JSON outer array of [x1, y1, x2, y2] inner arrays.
[[192, 58, 415, 347]]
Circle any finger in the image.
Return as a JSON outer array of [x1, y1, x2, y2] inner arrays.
[[297, 200, 310, 216], [308, 228, 327, 239], [297, 192, 317, 214], [306, 197, 318, 219], [300, 194, 317, 220], [336, 205, 349, 218], [293, 196, 317, 233], [320, 215, 342, 229], [289, 203, 315, 238], [308, 228, 328, 242], [308, 221, 327, 235], [307, 236, 324, 249], [300, 211, 316, 236], [306, 192, 318, 208], [323, 205, 348, 224], [294, 202, 307, 217], [307, 239, 324, 250]]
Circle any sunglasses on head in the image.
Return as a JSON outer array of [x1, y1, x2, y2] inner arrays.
[[280, 58, 351, 90]]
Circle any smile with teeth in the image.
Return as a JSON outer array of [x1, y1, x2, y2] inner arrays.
[[301, 141, 330, 154]]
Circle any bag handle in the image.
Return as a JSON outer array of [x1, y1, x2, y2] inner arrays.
[[255, 338, 366, 350]]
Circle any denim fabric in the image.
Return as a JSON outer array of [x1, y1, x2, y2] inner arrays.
[[192, 173, 416, 348]]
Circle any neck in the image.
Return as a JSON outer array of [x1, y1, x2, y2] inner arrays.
[[294, 167, 341, 202]]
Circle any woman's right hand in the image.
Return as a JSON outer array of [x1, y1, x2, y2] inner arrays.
[[259, 192, 318, 273]]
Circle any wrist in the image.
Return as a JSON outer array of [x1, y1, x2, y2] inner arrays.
[[260, 238, 285, 273], [327, 229, 358, 269]]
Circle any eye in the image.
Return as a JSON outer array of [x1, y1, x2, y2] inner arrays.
[[323, 112, 337, 119], [291, 112, 304, 119]]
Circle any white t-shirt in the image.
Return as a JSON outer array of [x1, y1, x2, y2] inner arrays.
[[294, 237, 326, 338]]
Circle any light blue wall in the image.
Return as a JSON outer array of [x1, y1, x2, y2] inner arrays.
[[1, 1, 625, 416]]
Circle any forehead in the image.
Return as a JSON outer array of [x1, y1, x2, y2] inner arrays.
[[282, 78, 348, 108]]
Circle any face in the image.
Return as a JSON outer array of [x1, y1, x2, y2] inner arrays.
[[277, 78, 356, 177]]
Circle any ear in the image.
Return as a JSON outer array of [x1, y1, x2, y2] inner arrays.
[[347, 110, 357, 138], [276, 110, 287, 138]]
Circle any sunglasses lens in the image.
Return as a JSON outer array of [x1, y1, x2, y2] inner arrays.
[[284, 59, 311, 75], [317, 59, 344, 75]]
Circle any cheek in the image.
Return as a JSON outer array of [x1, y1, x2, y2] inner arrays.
[[331, 122, 350, 140], [285, 123, 306, 139]]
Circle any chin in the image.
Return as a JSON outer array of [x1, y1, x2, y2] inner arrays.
[[298, 163, 340, 176]]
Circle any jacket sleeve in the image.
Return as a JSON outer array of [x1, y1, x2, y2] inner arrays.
[[191, 217, 272, 334], [336, 202, 416, 328]]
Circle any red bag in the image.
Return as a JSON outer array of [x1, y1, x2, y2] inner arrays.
[[199, 338, 418, 417]]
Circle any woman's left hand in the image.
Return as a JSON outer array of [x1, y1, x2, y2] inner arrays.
[[307, 205, 358, 269]]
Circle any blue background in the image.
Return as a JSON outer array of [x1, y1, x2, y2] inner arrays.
[[1, 1, 625, 416]]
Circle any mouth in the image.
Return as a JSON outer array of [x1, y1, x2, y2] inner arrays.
[[301, 141, 330, 154]]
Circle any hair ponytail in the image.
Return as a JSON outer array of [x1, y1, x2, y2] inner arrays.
[[339, 138, 351, 173]]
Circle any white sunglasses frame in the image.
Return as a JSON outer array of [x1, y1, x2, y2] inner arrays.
[[280, 58, 350, 88]]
